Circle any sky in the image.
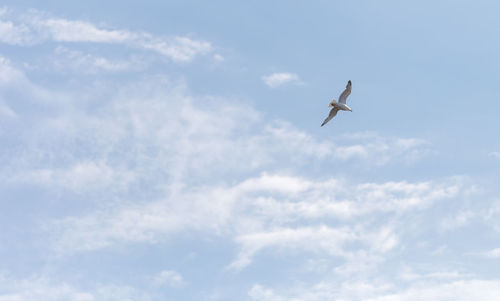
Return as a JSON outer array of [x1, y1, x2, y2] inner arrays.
[[1, 1, 500, 300]]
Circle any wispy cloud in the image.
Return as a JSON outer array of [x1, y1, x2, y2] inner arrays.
[[49, 171, 463, 262], [0, 274, 141, 301], [2, 4, 500, 301], [50, 46, 146, 73], [248, 279, 500, 301], [229, 226, 358, 270], [0, 66, 452, 265], [0, 54, 64, 104], [0, 19, 32, 45], [365, 280, 500, 301], [440, 210, 476, 231], [0, 55, 25, 84], [0, 101, 16, 118], [2, 68, 431, 193], [488, 151, 500, 159], [33, 17, 134, 43], [476, 248, 500, 258], [13, 161, 136, 193], [152, 270, 186, 288], [0, 9, 214, 62], [140, 36, 212, 62], [262, 72, 302, 88], [0, 31, 482, 300]]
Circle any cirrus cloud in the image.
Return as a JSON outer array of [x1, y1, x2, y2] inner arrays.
[[262, 72, 302, 88]]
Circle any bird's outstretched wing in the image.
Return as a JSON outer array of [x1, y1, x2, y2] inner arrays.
[[338, 80, 352, 104], [321, 107, 340, 127]]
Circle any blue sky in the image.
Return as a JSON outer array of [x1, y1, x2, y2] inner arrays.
[[1, 1, 500, 300]]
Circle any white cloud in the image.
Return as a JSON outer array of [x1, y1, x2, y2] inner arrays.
[[0, 100, 16, 118], [0, 49, 471, 298], [0, 20, 32, 45], [483, 201, 500, 233], [261, 122, 430, 165], [49, 172, 462, 262], [440, 210, 476, 231], [235, 173, 312, 195], [0, 9, 214, 62], [248, 281, 394, 301], [13, 161, 136, 193], [38, 18, 133, 43], [0, 56, 24, 84], [230, 224, 397, 272], [51, 46, 146, 73], [141, 36, 212, 62], [335, 131, 431, 164], [229, 226, 358, 270], [262, 72, 302, 88], [213, 53, 224, 61], [399, 267, 470, 282], [1, 6, 498, 301], [0, 54, 68, 105], [249, 279, 500, 301], [488, 151, 500, 159], [366, 280, 500, 301], [477, 248, 500, 258], [3, 72, 432, 194], [0, 274, 141, 301], [152, 270, 186, 288], [249, 285, 287, 301], [0, 61, 461, 283]]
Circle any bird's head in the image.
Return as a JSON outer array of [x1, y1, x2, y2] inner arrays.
[[347, 80, 352, 87]]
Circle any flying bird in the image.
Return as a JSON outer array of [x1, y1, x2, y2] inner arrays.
[[321, 80, 352, 127]]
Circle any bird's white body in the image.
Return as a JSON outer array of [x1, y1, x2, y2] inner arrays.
[[328, 100, 352, 112], [321, 80, 352, 127]]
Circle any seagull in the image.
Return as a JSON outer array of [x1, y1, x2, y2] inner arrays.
[[321, 80, 352, 127]]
